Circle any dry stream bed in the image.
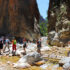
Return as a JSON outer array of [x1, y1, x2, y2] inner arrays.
[[0, 46, 70, 70]]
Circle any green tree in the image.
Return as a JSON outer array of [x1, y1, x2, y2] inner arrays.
[[39, 18, 48, 36]]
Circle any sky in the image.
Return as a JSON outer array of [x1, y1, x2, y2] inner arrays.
[[37, 0, 49, 19]]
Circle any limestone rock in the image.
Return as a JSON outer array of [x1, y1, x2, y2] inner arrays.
[[14, 52, 42, 68], [63, 62, 70, 70], [48, 0, 70, 46], [59, 57, 70, 66]]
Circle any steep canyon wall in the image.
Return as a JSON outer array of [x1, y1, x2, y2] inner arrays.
[[0, 0, 40, 40], [48, 0, 70, 46]]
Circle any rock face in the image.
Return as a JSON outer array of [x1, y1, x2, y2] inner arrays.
[[48, 0, 70, 46], [0, 0, 40, 40]]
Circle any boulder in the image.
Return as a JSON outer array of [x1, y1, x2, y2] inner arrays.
[[41, 37, 48, 46], [41, 46, 51, 52], [63, 62, 70, 70], [14, 52, 42, 68], [14, 63, 31, 68], [59, 57, 70, 66]]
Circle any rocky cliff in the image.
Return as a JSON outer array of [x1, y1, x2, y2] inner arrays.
[[48, 0, 70, 46], [0, 0, 40, 40]]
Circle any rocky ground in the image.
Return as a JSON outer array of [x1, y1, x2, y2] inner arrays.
[[0, 46, 69, 70], [0, 37, 70, 70]]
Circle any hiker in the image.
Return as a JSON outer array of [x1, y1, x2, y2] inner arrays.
[[3, 37, 11, 53], [0, 37, 3, 55], [23, 38, 27, 54], [37, 39, 42, 55], [33, 39, 36, 43], [12, 38, 17, 56]]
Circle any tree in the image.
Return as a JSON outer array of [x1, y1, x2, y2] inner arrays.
[[39, 18, 48, 36]]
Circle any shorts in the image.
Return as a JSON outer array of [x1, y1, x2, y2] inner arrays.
[[37, 45, 41, 50], [0, 44, 3, 49], [12, 44, 16, 51], [23, 43, 26, 48]]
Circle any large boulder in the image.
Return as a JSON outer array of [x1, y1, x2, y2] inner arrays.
[[63, 62, 70, 70], [14, 52, 42, 68], [48, 0, 70, 46], [59, 57, 70, 66], [0, 0, 40, 40]]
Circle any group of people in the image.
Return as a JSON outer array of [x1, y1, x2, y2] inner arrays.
[[22, 38, 42, 55], [0, 37, 17, 55], [0, 36, 42, 56]]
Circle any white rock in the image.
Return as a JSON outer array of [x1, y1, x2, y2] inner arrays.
[[40, 64, 48, 69], [14, 52, 42, 68], [59, 57, 70, 65], [9, 54, 12, 57], [49, 54, 56, 58], [41, 46, 51, 52], [63, 62, 70, 69], [14, 63, 31, 68], [56, 55, 62, 59], [53, 64, 59, 68], [16, 49, 24, 56], [7, 61, 11, 65], [68, 44, 70, 47], [42, 54, 49, 58], [26, 43, 37, 52], [41, 37, 47, 46]]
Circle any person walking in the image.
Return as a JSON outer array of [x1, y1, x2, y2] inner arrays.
[[3, 37, 11, 53], [12, 38, 17, 56], [23, 38, 27, 54], [37, 39, 42, 55]]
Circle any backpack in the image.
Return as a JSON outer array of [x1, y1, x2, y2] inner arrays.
[[13, 40, 16, 45], [24, 42, 27, 47], [37, 41, 41, 47]]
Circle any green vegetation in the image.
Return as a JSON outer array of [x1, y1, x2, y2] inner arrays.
[[39, 18, 48, 36]]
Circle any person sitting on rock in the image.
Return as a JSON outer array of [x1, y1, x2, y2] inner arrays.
[[37, 39, 42, 55], [12, 38, 17, 56], [23, 38, 27, 55]]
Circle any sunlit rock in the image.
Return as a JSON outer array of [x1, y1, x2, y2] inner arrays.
[[14, 52, 43, 68], [59, 57, 70, 66], [48, 0, 70, 46]]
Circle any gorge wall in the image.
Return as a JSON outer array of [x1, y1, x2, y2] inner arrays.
[[0, 0, 40, 40], [48, 0, 70, 46]]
